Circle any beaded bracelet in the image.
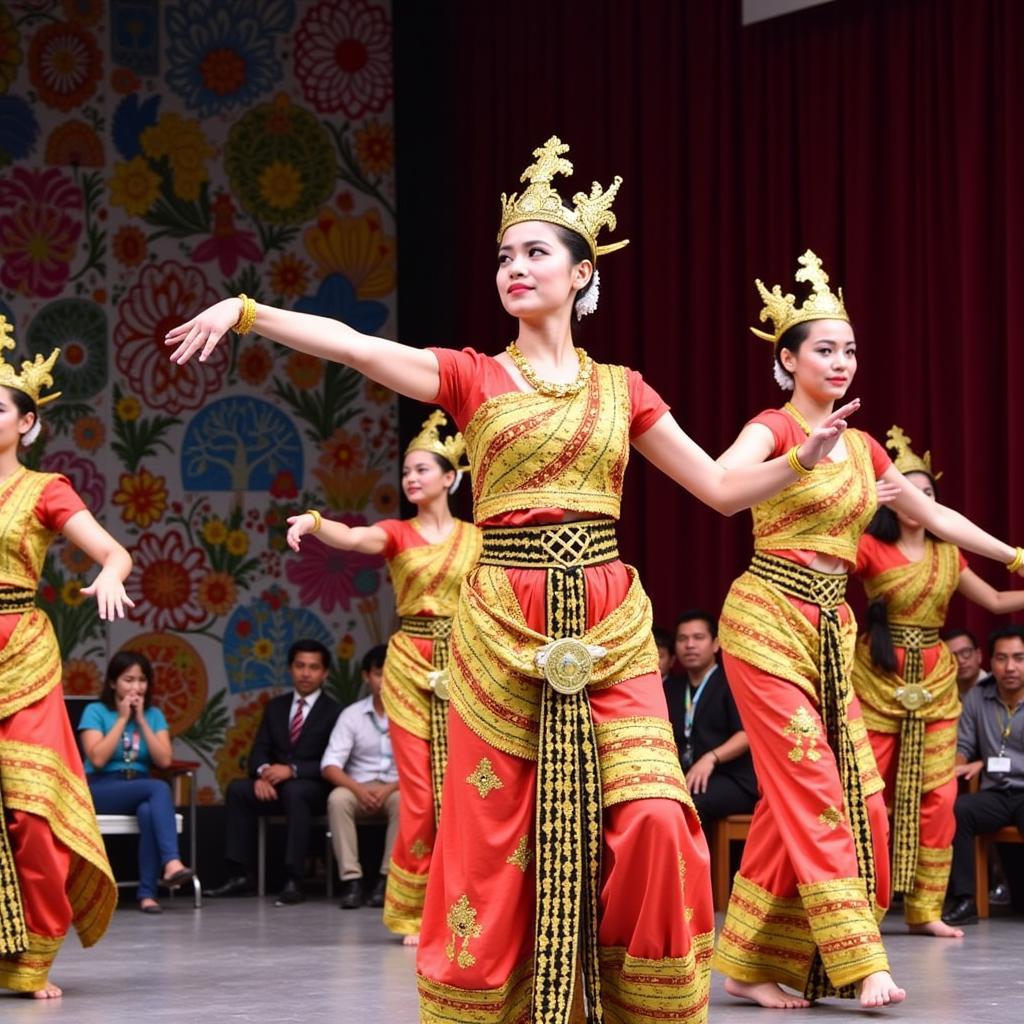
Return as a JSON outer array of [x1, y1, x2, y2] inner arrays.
[[1007, 547, 1024, 573], [787, 445, 814, 476], [233, 293, 257, 335], [304, 509, 322, 533]]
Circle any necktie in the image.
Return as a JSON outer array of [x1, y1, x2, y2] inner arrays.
[[289, 698, 306, 748]]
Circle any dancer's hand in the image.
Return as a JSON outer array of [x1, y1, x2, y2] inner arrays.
[[81, 569, 135, 620], [875, 479, 902, 505], [286, 513, 320, 552], [165, 298, 242, 365], [796, 399, 860, 467]]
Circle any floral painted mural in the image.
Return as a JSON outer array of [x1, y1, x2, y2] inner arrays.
[[0, 0, 398, 803]]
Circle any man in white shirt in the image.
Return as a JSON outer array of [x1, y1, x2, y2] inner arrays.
[[321, 645, 399, 909]]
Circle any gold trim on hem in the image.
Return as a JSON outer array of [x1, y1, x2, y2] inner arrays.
[[418, 960, 534, 1024], [382, 859, 427, 936], [0, 931, 62, 993]]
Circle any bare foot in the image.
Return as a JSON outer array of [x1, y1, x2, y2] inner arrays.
[[908, 919, 964, 939], [724, 978, 810, 1008], [30, 982, 62, 999], [857, 971, 906, 1007], [402, 933, 420, 946]]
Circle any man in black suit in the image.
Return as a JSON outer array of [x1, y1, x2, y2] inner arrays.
[[204, 639, 342, 905], [663, 610, 758, 837]]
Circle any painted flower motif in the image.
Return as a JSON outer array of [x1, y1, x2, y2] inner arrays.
[[372, 483, 397, 515], [25, 299, 108, 400], [237, 340, 273, 386], [112, 93, 160, 160], [41, 449, 105, 512], [112, 467, 168, 529], [126, 530, 208, 631], [252, 638, 273, 660], [116, 394, 142, 421], [285, 516, 381, 613], [202, 518, 228, 546], [354, 118, 393, 176], [365, 379, 392, 404], [114, 260, 227, 415], [320, 428, 365, 473], [165, 0, 294, 117], [268, 469, 298, 499], [198, 571, 237, 616], [72, 415, 105, 452], [109, 155, 161, 216], [61, 542, 95, 576], [112, 225, 147, 267], [225, 92, 336, 225], [303, 207, 395, 298], [0, 96, 40, 165], [111, 67, 140, 94], [0, 167, 82, 298], [215, 690, 272, 792], [293, 273, 388, 334], [193, 192, 262, 277], [284, 350, 322, 390], [28, 20, 103, 112], [63, 658, 101, 696], [294, 0, 392, 118], [268, 253, 310, 298], [61, 579, 85, 606], [225, 530, 249, 557], [0, 6, 20, 94], [140, 112, 214, 202], [337, 634, 355, 661], [62, 0, 103, 26], [44, 120, 104, 167]]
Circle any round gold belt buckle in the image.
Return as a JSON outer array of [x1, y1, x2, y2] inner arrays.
[[428, 670, 450, 701], [894, 683, 931, 711], [542, 638, 593, 695]]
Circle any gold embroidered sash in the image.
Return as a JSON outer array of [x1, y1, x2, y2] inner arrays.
[[751, 430, 877, 565], [463, 363, 632, 523]]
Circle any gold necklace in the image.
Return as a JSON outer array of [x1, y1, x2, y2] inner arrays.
[[783, 401, 812, 436], [506, 342, 593, 398]]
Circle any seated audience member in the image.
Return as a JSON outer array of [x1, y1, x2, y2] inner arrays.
[[322, 645, 399, 910], [653, 625, 673, 681], [204, 639, 341, 905], [79, 651, 194, 914], [943, 625, 1024, 925], [663, 610, 758, 834], [942, 627, 991, 697]]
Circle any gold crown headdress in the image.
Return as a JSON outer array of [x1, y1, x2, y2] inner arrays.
[[405, 411, 469, 472], [751, 250, 849, 345], [0, 315, 61, 406], [497, 136, 628, 262], [886, 425, 941, 480]]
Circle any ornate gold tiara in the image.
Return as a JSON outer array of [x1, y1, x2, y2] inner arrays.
[[406, 411, 468, 472], [0, 315, 61, 406], [751, 249, 849, 345], [886, 425, 941, 480], [497, 136, 628, 262]]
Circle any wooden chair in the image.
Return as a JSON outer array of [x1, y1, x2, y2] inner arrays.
[[975, 826, 1023, 918], [711, 814, 752, 910]]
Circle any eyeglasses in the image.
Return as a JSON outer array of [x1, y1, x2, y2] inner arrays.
[[950, 647, 977, 660]]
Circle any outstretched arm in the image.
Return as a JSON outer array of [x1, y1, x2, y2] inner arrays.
[[165, 298, 441, 403], [956, 567, 1024, 612], [286, 514, 389, 554], [62, 510, 134, 620], [883, 465, 1022, 572], [632, 400, 860, 517]]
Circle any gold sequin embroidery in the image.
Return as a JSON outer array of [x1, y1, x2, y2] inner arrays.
[[818, 805, 843, 830], [445, 894, 482, 968], [507, 835, 533, 872], [409, 838, 431, 859], [784, 705, 823, 763], [466, 757, 504, 798]]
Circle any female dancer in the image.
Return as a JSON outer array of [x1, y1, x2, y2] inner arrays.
[[852, 427, 1024, 938], [287, 412, 481, 943], [79, 651, 194, 914], [168, 137, 855, 1024], [0, 323, 132, 997], [713, 252, 1024, 1009]]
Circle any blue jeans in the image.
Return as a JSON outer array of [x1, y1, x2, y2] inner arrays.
[[88, 775, 180, 899]]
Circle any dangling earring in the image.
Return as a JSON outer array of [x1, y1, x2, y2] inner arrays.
[[575, 269, 600, 321], [773, 361, 795, 391]]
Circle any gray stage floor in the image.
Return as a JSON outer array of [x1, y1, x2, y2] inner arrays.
[[3, 896, 1023, 1022]]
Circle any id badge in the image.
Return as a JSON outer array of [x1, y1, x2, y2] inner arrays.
[[987, 756, 1012, 774]]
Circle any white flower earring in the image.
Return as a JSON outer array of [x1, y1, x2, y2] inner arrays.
[[575, 269, 600, 321], [773, 360, 795, 391]]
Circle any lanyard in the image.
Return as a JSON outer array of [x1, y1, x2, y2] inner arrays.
[[121, 726, 141, 764], [684, 668, 715, 738], [995, 701, 1021, 755]]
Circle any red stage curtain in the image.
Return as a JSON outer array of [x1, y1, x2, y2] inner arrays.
[[402, 0, 1022, 642]]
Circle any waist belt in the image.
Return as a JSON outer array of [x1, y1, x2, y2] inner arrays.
[[478, 519, 618, 570], [400, 614, 453, 641], [746, 551, 873, 1001], [888, 624, 941, 650], [0, 588, 36, 614]]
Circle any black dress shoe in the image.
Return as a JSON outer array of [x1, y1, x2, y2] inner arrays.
[[942, 896, 979, 926], [203, 875, 253, 898], [366, 875, 387, 908], [275, 879, 305, 906], [338, 879, 363, 910]]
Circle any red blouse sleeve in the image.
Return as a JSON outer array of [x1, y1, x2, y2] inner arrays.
[[747, 409, 793, 458], [627, 369, 670, 439], [854, 533, 885, 576], [865, 432, 893, 478], [375, 519, 404, 561], [35, 475, 87, 533], [958, 548, 969, 572], [428, 347, 493, 431]]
